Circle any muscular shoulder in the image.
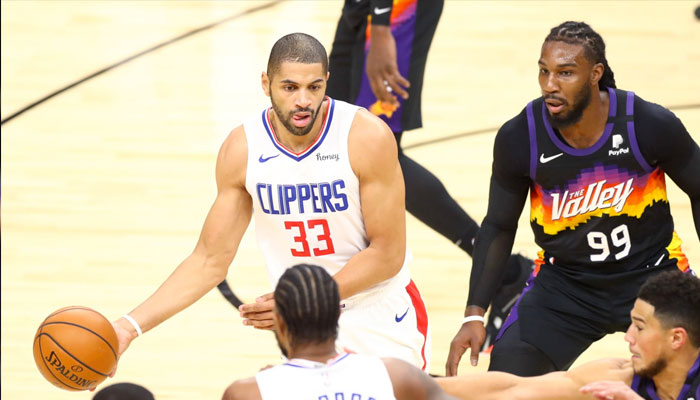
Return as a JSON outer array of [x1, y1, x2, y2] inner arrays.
[[347, 108, 398, 179], [222, 377, 261, 400], [216, 125, 248, 188]]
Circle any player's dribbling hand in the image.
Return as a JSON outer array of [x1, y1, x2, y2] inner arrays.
[[103, 319, 137, 385], [580, 381, 644, 400], [239, 292, 275, 330], [445, 309, 486, 376]]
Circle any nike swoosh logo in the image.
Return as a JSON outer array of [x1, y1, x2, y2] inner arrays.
[[374, 6, 391, 15], [539, 153, 564, 163], [258, 154, 279, 163], [395, 308, 409, 322]]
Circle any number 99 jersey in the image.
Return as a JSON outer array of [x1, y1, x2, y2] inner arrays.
[[527, 88, 689, 272]]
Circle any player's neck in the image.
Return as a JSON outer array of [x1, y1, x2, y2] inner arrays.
[[652, 348, 700, 400], [287, 340, 337, 364], [270, 100, 328, 153], [558, 89, 609, 149]]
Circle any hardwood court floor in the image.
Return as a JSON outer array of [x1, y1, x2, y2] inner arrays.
[[2, 1, 698, 399]]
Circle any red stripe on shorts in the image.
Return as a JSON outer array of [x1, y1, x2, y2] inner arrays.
[[406, 279, 428, 370]]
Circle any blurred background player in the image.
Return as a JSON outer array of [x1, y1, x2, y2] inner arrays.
[[223, 264, 456, 400], [325, 0, 534, 351]]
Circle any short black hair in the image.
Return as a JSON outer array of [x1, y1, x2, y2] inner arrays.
[[267, 33, 328, 80], [545, 21, 616, 90], [274, 264, 340, 347], [92, 382, 154, 400], [638, 271, 700, 347]]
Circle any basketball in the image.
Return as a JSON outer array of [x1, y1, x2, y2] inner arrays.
[[33, 306, 119, 391]]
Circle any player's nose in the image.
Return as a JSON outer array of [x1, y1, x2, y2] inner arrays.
[[295, 89, 312, 108]]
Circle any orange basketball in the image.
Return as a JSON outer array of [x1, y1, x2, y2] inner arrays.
[[33, 306, 118, 391]]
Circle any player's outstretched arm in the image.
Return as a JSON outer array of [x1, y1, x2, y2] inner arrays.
[[383, 358, 457, 400], [438, 358, 632, 400], [333, 109, 406, 299], [112, 127, 253, 355]]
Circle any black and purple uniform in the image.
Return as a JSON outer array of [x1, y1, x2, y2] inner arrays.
[[468, 88, 700, 375], [631, 354, 700, 400]]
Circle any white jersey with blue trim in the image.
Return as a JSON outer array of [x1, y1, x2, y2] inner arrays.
[[256, 353, 396, 400], [243, 97, 410, 304]]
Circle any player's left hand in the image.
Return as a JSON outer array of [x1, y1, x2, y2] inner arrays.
[[366, 25, 410, 108], [580, 381, 644, 400], [239, 292, 275, 330]]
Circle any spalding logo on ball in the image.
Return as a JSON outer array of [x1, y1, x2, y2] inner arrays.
[[33, 306, 118, 391]]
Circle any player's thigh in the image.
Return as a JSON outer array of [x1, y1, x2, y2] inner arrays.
[[337, 286, 429, 368]]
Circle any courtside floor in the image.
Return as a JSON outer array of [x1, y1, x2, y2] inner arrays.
[[2, 1, 698, 399]]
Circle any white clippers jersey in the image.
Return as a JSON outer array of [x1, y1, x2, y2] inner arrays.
[[243, 98, 410, 303], [256, 353, 396, 400]]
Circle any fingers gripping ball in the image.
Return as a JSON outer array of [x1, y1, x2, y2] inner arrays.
[[33, 306, 118, 391]]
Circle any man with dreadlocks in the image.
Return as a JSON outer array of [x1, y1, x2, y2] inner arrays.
[[446, 21, 700, 377], [223, 264, 455, 400]]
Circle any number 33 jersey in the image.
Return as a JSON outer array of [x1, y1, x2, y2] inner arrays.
[[527, 88, 689, 271], [243, 97, 410, 296]]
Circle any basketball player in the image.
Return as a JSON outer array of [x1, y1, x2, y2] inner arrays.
[[325, 0, 534, 349], [222, 264, 455, 400], [437, 271, 700, 400], [111, 32, 430, 371], [446, 21, 700, 376]]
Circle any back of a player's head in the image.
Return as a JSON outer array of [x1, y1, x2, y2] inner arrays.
[[544, 21, 616, 90], [267, 33, 328, 80], [638, 271, 700, 347], [275, 264, 340, 347], [92, 382, 155, 400]]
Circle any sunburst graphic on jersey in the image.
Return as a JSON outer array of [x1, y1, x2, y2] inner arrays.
[[530, 165, 668, 235]]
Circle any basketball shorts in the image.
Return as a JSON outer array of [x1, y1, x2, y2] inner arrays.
[[336, 279, 431, 371], [327, 0, 443, 133], [495, 251, 693, 370]]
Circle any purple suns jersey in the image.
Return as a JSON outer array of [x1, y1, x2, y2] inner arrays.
[[243, 97, 411, 298], [631, 354, 700, 400], [526, 88, 689, 271], [256, 353, 396, 400]]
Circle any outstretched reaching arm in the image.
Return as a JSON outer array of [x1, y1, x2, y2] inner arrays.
[[112, 127, 253, 355], [383, 358, 457, 400], [438, 358, 633, 400]]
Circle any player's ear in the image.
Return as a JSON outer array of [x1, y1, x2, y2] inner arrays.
[[590, 62, 603, 87], [273, 309, 286, 336], [669, 326, 688, 350], [262, 72, 271, 97]]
